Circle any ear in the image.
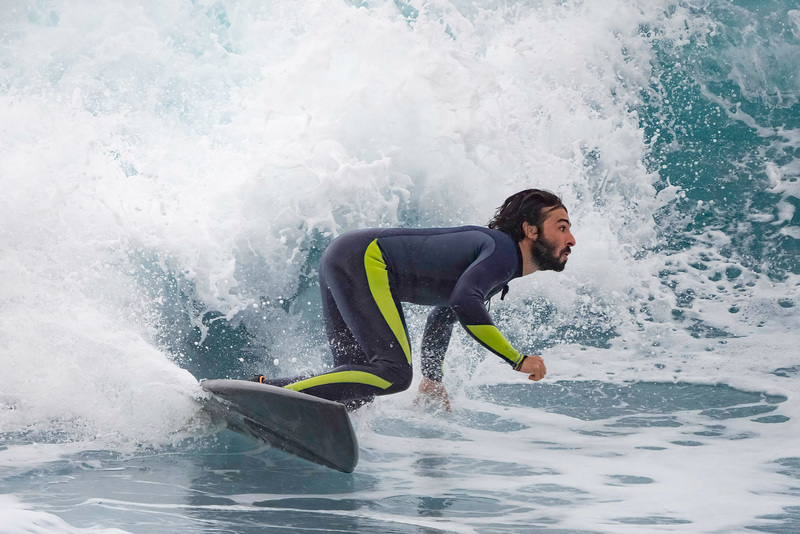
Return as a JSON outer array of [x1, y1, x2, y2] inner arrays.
[[522, 221, 538, 241]]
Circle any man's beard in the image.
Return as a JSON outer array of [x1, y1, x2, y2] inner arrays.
[[531, 234, 569, 272]]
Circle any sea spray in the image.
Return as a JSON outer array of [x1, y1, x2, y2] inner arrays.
[[0, 0, 798, 532]]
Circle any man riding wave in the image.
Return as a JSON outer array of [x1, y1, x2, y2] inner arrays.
[[252, 189, 576, 411]]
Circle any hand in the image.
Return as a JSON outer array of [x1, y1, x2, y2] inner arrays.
[[518, 355, 546, 381], [415, 377, 452, 412]]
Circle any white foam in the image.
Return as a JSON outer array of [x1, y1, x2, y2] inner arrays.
[[0, 495, 129, 534], [0, 0, 798, 531]]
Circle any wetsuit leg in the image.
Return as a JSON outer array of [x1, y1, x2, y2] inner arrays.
[[257, 277, 367, 389], [320, 268, 370, 369], [262, 230, 413, 406]]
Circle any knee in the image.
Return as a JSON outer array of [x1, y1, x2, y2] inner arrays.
[[386, 365, 413, 393]]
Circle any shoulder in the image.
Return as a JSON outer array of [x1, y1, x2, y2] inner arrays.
[[466, 226, 517, 254], [375, 226, 515, 249]]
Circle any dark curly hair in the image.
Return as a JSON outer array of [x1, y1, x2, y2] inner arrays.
[[487, 189, 566, 242]]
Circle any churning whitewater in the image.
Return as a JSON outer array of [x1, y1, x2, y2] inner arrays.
[[0, 0, 798, 532]]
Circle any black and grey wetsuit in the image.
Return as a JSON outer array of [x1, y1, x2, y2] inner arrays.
[[261, 226, 524, 406]]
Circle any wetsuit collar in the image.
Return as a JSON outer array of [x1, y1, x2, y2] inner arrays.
[[499, 238, 523, 302]]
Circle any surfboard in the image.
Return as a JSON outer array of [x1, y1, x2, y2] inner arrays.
[[200, 379, 358, 473]]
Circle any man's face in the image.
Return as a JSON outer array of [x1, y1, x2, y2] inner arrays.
[[531, 207, 575, 272]]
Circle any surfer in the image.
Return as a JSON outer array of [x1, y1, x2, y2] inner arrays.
[[252, 189, 575, 410]]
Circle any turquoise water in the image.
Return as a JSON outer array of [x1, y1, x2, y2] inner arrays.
[[1, 0, 798, 532], [1, 381, 796, 532]]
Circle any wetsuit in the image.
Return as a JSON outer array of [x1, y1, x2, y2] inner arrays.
[[260, 226, 524, 406]]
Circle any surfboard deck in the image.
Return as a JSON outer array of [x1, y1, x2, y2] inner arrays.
[[200, 379, 358, 473]]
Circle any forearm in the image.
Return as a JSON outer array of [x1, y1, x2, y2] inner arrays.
[[450, 290, 524, 369], [461, 322, 524, 369], [420, 306, 457, 381]]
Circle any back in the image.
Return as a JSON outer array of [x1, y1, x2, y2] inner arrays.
[[375, 226, 520, 306]]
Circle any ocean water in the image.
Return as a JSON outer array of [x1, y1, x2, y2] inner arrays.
[[1, 0, 798, 532]]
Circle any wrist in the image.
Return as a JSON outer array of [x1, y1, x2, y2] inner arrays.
[[514, 355, 527, 371]]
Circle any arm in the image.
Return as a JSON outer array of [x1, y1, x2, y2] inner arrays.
[[420, 306, 457, 382], [416, 308, 546, 411], [449, 243, 525, 369], [416, 306, 457, 411]]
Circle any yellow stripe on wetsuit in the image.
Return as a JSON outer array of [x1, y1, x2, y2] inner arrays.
[[465, 324, 523, 367], [364, 239, 412, 364], [284, 370, 392, 392], [283, 238, 410, 394]]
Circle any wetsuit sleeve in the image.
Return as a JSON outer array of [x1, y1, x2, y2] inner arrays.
[[449, 245, 523, 368], [420, 306, 457, 381]]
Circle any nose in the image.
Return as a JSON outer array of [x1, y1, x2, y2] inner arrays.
[[567, 231, 576, 247]]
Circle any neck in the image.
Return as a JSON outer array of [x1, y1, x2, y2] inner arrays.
[[519, 238, 538, 276]]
